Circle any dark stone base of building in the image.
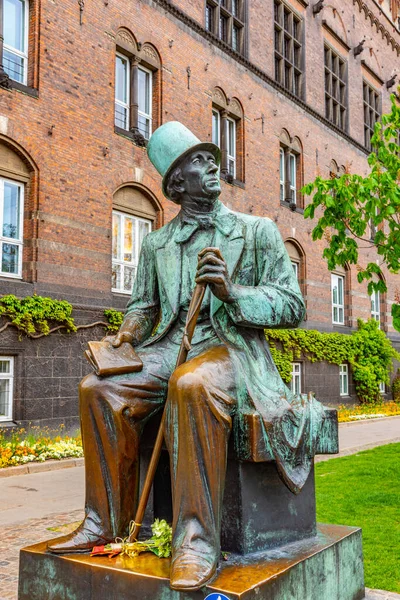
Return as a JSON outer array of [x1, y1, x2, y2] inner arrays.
[[18, 524, 364, 600]]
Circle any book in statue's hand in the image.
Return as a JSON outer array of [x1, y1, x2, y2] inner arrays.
[[85, 340, 143, 377]]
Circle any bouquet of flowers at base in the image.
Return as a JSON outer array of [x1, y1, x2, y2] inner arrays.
[[91, 518, 172, 559]]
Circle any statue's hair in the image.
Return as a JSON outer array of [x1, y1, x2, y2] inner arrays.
[[165, 167, 184, 204]]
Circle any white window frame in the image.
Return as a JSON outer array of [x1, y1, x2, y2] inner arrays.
[[115, 52, 130, 130], [137, 64, 153, 140], [0, 177, 24, 279], [289, 152, 297, 203], [378, 381, 385, 394], [3, 0, 29, 85], [331, 273, 345, 325], [226, 116, 236, 178], [0, 356, 14, 422], [370, 289, 380, 327], [290, 362, 301, 395], [112, 210, 152, 295], [291, 260, 299, 280], [212, 109, 220, 148], [279, 148, 285, 201], [339, 364, 349, 396]]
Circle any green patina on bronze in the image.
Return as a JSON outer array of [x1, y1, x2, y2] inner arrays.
[[45, 121, 339, 592]]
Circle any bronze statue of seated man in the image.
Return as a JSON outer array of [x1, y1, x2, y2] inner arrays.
[[47, 121, 325, 592]]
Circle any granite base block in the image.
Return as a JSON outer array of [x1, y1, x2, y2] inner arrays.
[[19, 524, 364, 600]]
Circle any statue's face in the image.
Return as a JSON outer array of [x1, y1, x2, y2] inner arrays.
[[179, 150, 221, 200]]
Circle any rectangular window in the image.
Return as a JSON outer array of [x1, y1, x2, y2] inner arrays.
[[138, 66, 153, 140], [331, 273, 344, 324], [291, 260, 299, 279], [339, 364, 348, 396], [227, 117, 236, 178], [363, 81, 381, 151], [115, 53, 130, 130], [379, 381, 385, 394], [0, 357, 14, 422], [0, 178, 23, 278], [212, 109, 220, 147], [274, 0, 303, 98], [279, 148, 285, 201], [3, 0, 28, 84], [324, 45, 347, 131], [371, 289, 380, 326], [290, 362, 301, 396], [112, 211, 152, 294], [289, 152, 297, 203], [205, 0, 245, 54]]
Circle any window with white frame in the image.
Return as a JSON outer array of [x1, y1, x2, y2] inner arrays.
[[279, 148, 285, 202], [212, 109, 220, 147], [370, 289, 380, 326], [290, 362, 301, 395], [112, 211, 152, 294], [212, 109, 237, 179], [227, 117, 236, 178], [0, 357, 14, 422], [379, 381, 385, 394], [3, 0, 28, 84], [291, 260, 299, 280], [289, 152, 297, 204], [115, 54, 153, 140], [331, 273, 344, 325], [137, 65, 152, 140], [0, 178, 24, 278], [115, 53, 130, 130], [339, 364, 348, 396]]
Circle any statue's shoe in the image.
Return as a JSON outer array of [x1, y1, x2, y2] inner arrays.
[[47, 524, 111, 554], [170, 552, 218, 591]]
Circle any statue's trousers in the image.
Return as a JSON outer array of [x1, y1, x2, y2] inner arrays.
[[79, 329, 236, 559]]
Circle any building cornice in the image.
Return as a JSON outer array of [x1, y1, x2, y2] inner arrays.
[[150, 0, 369, 156], [353, 0, 400, 54]]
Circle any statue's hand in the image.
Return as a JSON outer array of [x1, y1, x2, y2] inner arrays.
[[196, 247, 235, 303], [107, 316, 140, 348], [111, 331, 135, 348]]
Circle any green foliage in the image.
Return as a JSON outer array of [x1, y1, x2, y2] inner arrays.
[[0, 294, 76, 336], [392, 369, 400, 402], [316, 444, 400, 593], [266, 319, 400, 404], [104, 308, 124, 332], [302, 90, 400, 331]]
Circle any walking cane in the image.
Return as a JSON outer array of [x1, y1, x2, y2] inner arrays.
[[130, 282, 207, 541]]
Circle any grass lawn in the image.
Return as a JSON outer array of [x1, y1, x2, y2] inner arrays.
[[315, 443, 400, 593]]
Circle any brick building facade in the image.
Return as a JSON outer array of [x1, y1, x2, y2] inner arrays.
[[0, 0, 399, 428]]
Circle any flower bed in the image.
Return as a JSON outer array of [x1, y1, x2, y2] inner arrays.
[[0, 425, 83, 468], [337, 401, 400, 423]]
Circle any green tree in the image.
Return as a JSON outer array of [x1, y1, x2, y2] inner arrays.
[[302, 91, 400, 331]]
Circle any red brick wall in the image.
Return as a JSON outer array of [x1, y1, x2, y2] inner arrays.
[[0, 0, 399, 337]]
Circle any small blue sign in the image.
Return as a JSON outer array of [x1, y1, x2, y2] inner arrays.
[[205, 594, 231, 600]]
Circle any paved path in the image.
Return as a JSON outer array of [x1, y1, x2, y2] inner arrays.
[[1, 415, 399, 600]]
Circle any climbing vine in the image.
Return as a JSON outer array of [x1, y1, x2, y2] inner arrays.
[[0, 294, 119, 338], [266, 319, 400, 404]]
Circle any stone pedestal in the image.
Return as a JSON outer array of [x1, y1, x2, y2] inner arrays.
[[18, 524, 365, 600]]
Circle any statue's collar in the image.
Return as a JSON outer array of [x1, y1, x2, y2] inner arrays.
[[175, 201, 237, 243]]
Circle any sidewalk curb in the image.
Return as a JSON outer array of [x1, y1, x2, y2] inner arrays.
[[339, 415, 400, 427], [0, 457, 84, 478], [365, 588, 400, 599], [315, 438, 400, 462]]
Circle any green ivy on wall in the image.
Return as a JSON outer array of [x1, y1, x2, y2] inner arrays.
[[266, 319, 400, 404], [0, 295, 398, 405]]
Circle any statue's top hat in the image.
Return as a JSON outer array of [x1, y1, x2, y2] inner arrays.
[[147, 121, 221, 200]]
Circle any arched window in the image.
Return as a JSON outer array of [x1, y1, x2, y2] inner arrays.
[[211, 88, 244, 183], [114, 29, 161, 145], [284, 239, 306, 304], [279, 130, 303, 209], [112, 185, 161, 294], [0, 139, 35, 279]]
